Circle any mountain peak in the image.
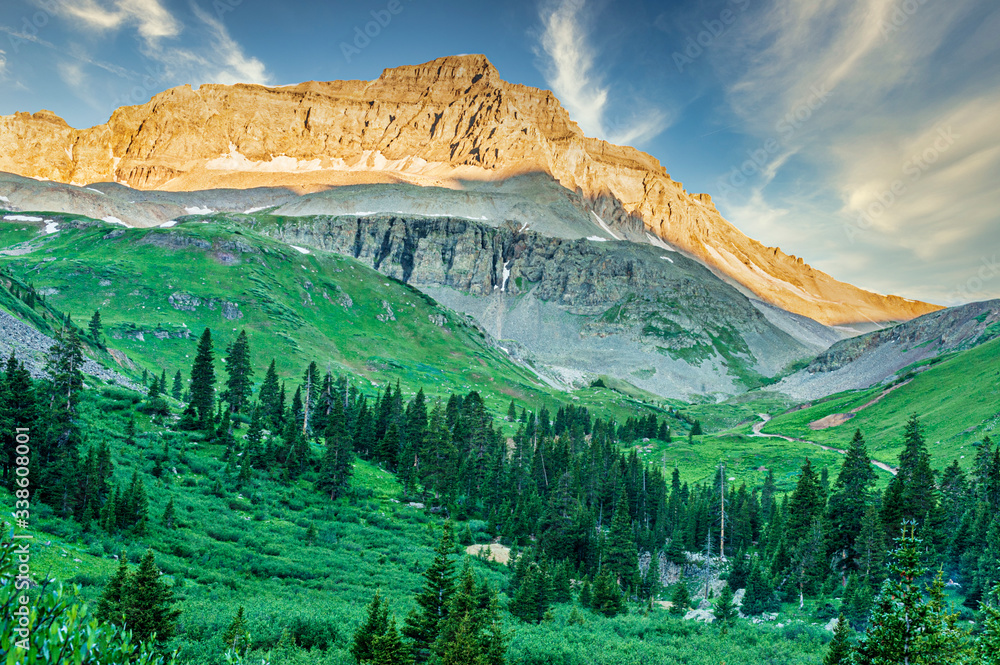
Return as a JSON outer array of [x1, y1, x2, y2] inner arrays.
[[0, 56, 941, 325]]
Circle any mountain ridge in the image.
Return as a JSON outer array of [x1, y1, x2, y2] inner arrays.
[[0, 53, 941, 326]]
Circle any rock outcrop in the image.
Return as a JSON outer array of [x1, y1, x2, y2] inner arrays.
[[0, 54, 941, 325], [260, 213, 813, 398]]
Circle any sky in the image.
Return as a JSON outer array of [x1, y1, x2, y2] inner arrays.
[[0, 0, 998, 306]]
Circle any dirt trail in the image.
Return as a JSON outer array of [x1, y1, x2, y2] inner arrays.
[[808, 380, 913, 430], [751, 414, 897, 475]]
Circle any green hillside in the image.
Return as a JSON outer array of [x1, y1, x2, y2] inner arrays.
[[759, 337, 1000, 470]]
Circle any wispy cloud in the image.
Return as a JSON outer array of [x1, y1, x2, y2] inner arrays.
[[53, 0, 181, 45], [706, 0, 1000, 303], [0, 49, 6, 79], [45, 0, 271, 90], [536, 0, 668, 147]]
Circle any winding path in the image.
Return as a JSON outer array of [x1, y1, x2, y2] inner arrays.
[[751, 414, 897, 476]]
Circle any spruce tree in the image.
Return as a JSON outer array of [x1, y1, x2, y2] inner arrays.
[[852, 524, 971, 665], [404, 522, 457, 662], [124, 549, 181, 644], [669, 582, 691, 615], [222, 606, 248, 654], [713, 583, 737, 631], [171, 370, 183, 400], [318, 398, 354, 500], [46, 326, 85, 414], [95, 555, 130, 624], [372, 617, 413, 665], [827, 430, 877, 565], [590, 569, 625, 618], [824, 615, 853, 665], [605, 488, 639, 595], [189, 328, 216, 427], [223, 330, 253, 416], [88, 309, 103, 343], [352, 590, 391, 664]]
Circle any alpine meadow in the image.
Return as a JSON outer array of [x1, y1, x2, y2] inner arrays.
[[1, 1, 999, 664]]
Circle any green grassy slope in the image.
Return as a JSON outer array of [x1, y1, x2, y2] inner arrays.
[[759, 337, 1000, 470]]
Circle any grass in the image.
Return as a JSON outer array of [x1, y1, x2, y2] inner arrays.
[[759, 336, 1000, 471]]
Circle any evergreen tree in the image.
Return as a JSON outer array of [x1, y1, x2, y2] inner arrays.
[[404, 522, 457, 662], [123, 549, 181, 644], [852, 524, 971, 665], [95, 555, 130, 624], [713, 583, 737, 631], [824, 615, 853, 665], [222, 606, 248, 654], [259, 360, 281, 429], [669, 582, 691, 615], [162, 497, 175, 529], [171, 370, 183, 400], [46, 326, 85, 414], [506, 400, 517, 422], [605, 488, 639, 595], [741, 558, 779, 616], [371, 617, 413, 665], [318, 398, 354, 500], [223, 330, 253, 416], [827, 430, 877, 566], [590, 569, 625, 618], [352, 590, 391, 664], [189, 328, 216, 427], [88, 309, 103, 343]]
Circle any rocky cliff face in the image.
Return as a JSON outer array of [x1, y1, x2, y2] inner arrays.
[[259, 213, 812, 397], [771, 299, 1000, 399], [0, 54, 940, 326]]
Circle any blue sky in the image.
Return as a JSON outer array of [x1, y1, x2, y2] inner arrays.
[[1, 0, 998, 305]]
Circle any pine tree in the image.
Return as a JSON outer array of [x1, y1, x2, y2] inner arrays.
[[189, 328, 216, 427], [352, 590, 391, 664], [222, 606, 248, 654], [123, 549, 181, 644], [318, 398, 354, 500], [824, 615, 853, 665], [827, 430, 877, 566], [162, 497, 175, 529], [713, 583, 737, 631], [605, 488, 639, 595], [88, 309, 103, 343], [259, 360, 281, 429], [590, 569, 625, 618], [506, 400, 517, 421], [171, 370, 183, 400], [404, 522, 457, 662], [669, 582, 691, 615], [741, 558, 779, 615], [852, 524, 972, 665], [46, 326, 85, 414], [223, 330, 253, 416], [95, 555, 130, 624], [371, 616, 413, 665]]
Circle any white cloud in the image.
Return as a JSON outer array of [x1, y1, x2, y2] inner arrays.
[[0, 50, 6, 79], [53, 0, 181, 46], [43, 0, 271, 98], [707, 0, 1000, 304], [537, 0, 668, 147]]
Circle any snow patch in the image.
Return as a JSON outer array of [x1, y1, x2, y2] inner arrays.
[[590, 211, 622, 240], [3, 215, 42, 222], [159, 221, 178, 228], [660, 255, 674, 263], [44, 221, 60, 234], [185, 206, 215, 215], [243, 206, 268, 214], [205, 144, 322, 173], [586, 236, 609, 242], [84, 187, 106, 195], [289, 245, 311, 255], [646, 232, 676, 251], [102, 216, 129, 227], [0, 195, 9, 203]]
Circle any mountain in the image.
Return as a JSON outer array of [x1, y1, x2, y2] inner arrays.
[[773, 298, 1000, 400], [0, 54, 940, 326]]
